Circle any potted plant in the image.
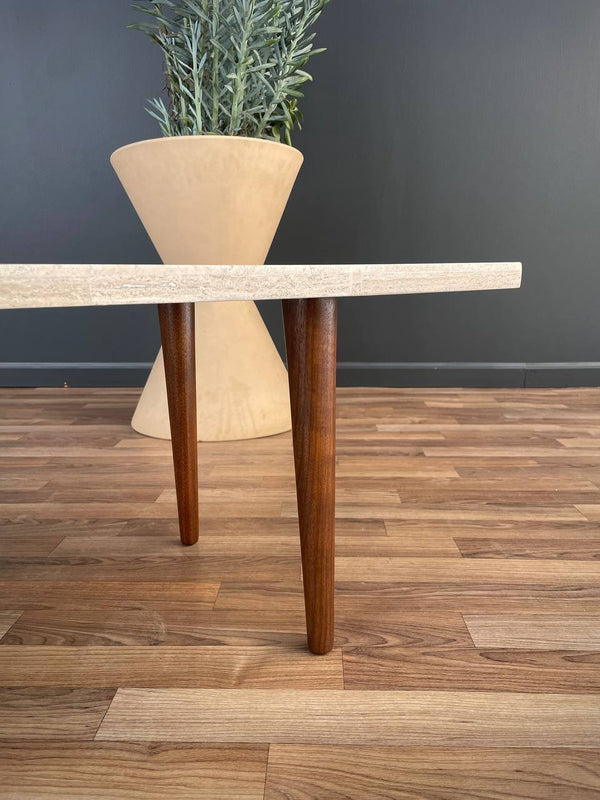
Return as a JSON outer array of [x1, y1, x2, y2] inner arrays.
[[111, 0, 330, 441]]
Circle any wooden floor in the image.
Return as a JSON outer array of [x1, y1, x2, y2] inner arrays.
[[0, 386, 599, 798]]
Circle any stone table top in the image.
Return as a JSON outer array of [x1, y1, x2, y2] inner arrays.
[[0, 262, 521, 309]]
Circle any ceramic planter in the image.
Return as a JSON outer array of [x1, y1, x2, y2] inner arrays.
[[111, 135, 303, 441]]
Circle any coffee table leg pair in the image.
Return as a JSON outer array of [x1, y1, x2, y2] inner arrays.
[[160, 298, 337, 655]]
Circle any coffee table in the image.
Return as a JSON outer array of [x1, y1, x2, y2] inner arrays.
[[0, 261, 521, 653]]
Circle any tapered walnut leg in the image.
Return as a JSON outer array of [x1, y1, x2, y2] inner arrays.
[[158, 303, 199, 546], [282, 298, 337, 654]]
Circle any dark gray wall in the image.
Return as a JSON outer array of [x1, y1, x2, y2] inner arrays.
[[2, 0, 600, 387]]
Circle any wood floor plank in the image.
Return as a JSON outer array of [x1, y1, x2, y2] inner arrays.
[[391, 477, 600, 504], [463, 614, 600, 650], [335, 457, 459, 478], [0, 501, 282, 518], [96, 688, 600, 746], [456, 537, 600, 559], [218, 580, 600, 614], [558, 437, 600, 448], [0, 580, 220, 610], [282, 502, 586, 521], [0, 456, 49, 466], [336, 535, 461, 557], [424, 446, 600, 458], [335, 557, 600, 584], [0, 449, 182, 460], [48, 534, 460, 559], [0, 742, 268, 799], [342, 643, 600, 692], [1, 605, 467, 648], [1, 424, 138, 433], [0, 646, 343, 688], [0, 610, 22, 638], [0, 688, 114, 740], [264, 745, 600, 799], [384, 517, 600, 539], [117, 516, 387, 538], [0, 476, 48, 489], [49, 535, 303, 558], [377, 422, 567, 431], [0, 554, 300, 582], [0, 534, 68, 556], [157, 486, 400, 505], [45, 487, 165, 503], [0, 606, 309, 647], [576, 504, 600, 521], [0, 518, 128, 537]]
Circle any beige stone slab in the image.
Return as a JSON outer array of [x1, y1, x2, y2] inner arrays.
[[0, 264, 92, 309], [0, 262, 522, 309]]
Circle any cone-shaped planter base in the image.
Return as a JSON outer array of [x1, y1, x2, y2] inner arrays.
[[111, 136, 303, 441], [132, 300, 291, 441]]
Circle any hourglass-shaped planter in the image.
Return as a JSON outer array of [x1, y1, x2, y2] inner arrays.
[[111, 136, 303, 441]]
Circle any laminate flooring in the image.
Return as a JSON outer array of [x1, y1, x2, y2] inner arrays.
[[0, 386, 599, 798]]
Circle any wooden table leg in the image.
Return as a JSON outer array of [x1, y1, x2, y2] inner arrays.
[[282, 298, 337, 654], [158, 303, 199, 546]]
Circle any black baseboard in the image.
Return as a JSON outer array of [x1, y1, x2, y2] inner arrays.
[[336, 363, 600, 389], [0, 363, 153, 387], [1, 362, 600, 389]]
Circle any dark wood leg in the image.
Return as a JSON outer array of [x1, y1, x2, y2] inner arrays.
[[282, 298, 337, 655], [158, 302, 199, 546]]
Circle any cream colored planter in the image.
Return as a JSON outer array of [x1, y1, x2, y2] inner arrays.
[[110, 136, 303, 441]]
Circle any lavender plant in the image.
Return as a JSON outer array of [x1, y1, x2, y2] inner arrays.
[[131, 0, 330, 145]]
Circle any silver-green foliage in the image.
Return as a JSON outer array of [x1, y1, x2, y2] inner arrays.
[[131, 0, 330, 144]]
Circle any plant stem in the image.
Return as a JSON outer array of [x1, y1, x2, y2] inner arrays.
[[229, 0, 256, 134], [211, 0, 220, 131], [188, 20, 202, 133], [255, 1, 312, 138]]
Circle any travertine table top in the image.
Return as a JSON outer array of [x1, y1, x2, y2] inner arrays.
[[0, 262, 521, 310]]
